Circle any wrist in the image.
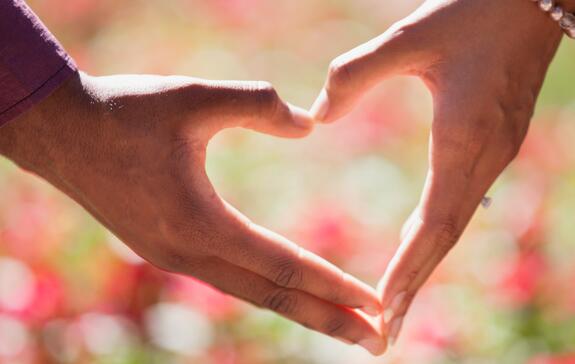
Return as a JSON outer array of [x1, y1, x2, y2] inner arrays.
[[527, 0, 575, 38], [0, 72, 95, 181]]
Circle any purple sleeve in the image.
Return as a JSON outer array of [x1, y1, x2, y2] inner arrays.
[[0, 0, 77, 127]]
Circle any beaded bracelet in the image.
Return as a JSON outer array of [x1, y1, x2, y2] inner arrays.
[[531, 0, 575, 38]]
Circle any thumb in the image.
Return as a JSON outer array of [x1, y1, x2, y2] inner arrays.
[[310, 23, 421, 123], [196, 80, 314, 139]]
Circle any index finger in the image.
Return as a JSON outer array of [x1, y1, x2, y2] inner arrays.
[[378, 165, 488, 345], [377, 115, 511, 344], [310, 22, 424, 123], [217, 202, 383, 316], [191, 257, 387, 355]]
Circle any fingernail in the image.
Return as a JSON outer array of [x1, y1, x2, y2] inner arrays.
[[288, 104, 314, 129], [335, 336, 354, 345], [388, 316, 404, 347], [362, 305, 381, 317], [358, 337, 387, 356], [310, 89, 329, 122], [383, 291, 407, 324]]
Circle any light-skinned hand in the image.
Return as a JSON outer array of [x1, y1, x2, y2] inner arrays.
[[311, 0, 571, 346]]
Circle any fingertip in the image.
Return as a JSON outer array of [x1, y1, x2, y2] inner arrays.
[[309, 88, 331, 123], [362, 305, 381, 317], [361, 296, 383, 317], [287, 104, 315, 131], [345, 274, 383, 316], [358, 337, 388, 356], [343, 307, 387, 356]]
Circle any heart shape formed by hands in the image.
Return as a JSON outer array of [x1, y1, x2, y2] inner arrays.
[[0, 73, 388, 355], [0, 0, 565, 358]]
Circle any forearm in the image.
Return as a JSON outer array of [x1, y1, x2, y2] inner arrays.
[[0, 0, 84, 182], [0, 73, 89, 182]]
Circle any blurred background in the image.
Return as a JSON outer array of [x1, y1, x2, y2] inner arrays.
[[1, 0, 575, 363]]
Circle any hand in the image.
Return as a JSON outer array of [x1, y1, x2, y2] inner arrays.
[[310, 0, 566, 345], [0, 72, 386, 354]]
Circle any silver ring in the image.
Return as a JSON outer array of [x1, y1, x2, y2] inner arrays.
[[481, 196, 493, 209]]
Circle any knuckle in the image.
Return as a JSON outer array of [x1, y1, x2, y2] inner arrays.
[[172, 80, 205, 111], [322, 317, 347, 336], [406, 269, 419, 283], [152, 244, 210, 275], [423, 218, 461, 255], [327, 57, 354, 91], [156, 248, 210, 278], [253, 81, 276, 98], [377, 20, 422, 59], [253, 81, 280, 117], [152, 245, 188, 273], [160, 210, 210, 253], [262, 288, 298, 315], [389, 19, 420, 38], [499, 69, 537, 117], [154, 223, 214, 274], [499, 114, 528, 163], [272, 258, 304, 289], [384, 21, 418, 49], [435, 220, 461, 254], [503, 137, 523, 163], [492, 91, 533, 163], [169, 136, 205, 164], [403, 291, 416, 306]]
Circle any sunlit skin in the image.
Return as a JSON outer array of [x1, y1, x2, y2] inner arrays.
[[311, 0, 575, 347], [3, 0, 575, 357], [0, 73, 387, 355]]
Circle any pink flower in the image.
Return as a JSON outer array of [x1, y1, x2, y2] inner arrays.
[[0, 259, 66, 325], [497, 250, 548, 307], [294, 206, 356, 259], [99, 264, 166, 323], [23, 268, 65, 325], [410, 318, 457, 350]]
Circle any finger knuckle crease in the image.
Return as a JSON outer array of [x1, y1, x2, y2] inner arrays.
[[154, 246, 192, 273], [404, 291, 415, 304], [434, 220, 461, 253], [273, 260, 304, 289], [323, 318, 346, 336], [406, 270, 419, 283], [262, 289, 298, 315]]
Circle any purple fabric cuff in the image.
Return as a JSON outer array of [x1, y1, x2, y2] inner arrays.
[[0, 0, 77, 128]]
